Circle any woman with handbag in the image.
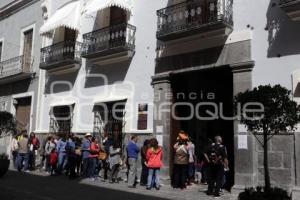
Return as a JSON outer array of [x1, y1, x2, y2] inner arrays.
[[88, 137, 100, 181], [108, 142, 122, 183]]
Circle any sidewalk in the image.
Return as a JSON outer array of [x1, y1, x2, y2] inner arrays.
[[23, 168, 233, 200]]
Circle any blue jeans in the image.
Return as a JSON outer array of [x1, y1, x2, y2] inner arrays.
[[17, 153, 29, 171], [58, 152, 67, 172], [82, 158, 89, 177], [88, 157, 97, 178], [188, 163, 195, 179], [147, 168, 160, 188]]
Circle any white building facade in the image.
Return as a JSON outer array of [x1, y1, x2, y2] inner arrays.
[[0, 0, 43, 134], [0, 0, 299, 198]]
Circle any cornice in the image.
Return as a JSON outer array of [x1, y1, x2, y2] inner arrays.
[[0, 0, 40, 21]]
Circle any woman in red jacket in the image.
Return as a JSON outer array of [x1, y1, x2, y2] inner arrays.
[[88, 137, 100, 180], [146, 138, 163, 190]]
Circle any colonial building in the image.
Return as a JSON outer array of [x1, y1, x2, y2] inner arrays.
[[35, 0, 155, 151], [152, 0, 300, 198], [0, 0, 300, 199], [0, 0, 43, 133]]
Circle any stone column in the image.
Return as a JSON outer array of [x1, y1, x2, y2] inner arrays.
[[293, 133, 300, 200], [231, 62, 257, 196], [152, 73, 173, 177]]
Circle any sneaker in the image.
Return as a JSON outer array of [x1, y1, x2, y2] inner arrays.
[[90, 178, 96, 181], [146, 187, 151, 190], [25, 170, 30, 173], [155, 187, 160, 191], [128, 185, 136, 189]]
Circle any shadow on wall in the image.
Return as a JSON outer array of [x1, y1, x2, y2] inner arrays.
[[44, 71, 79, 94], [84, 59, 131, 88], [267, 0, 300, 58]]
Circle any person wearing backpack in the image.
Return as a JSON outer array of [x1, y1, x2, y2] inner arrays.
[[205, 136, 228, 198], [146, 138, 163, 190]]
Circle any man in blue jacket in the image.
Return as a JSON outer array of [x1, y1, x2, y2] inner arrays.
[[81, 133, 92, 177], [56, 135, 67, 174], [127, 135, 140, 188]]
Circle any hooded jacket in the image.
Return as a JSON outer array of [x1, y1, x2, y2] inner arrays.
[[146, 147, 163, 168]]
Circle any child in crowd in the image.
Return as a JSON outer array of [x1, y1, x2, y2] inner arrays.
[[50, 149, 58, 176], [194, 158, 203, 184]]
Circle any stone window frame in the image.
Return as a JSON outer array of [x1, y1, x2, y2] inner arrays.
[[19, 23, 35, 57], [0, 38, 4, 61]]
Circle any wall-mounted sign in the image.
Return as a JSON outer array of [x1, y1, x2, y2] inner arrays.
[[238, 135, 248, 149], [156, 126, 163, 133]]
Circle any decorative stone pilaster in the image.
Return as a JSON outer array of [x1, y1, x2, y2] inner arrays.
[[230, 61, 257, 197], [152, 73, 172, 177]]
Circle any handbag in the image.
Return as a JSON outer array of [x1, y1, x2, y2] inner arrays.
[[98, 150, 107, 161]]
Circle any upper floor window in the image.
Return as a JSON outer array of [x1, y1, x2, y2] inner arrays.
[[23, 29, 33, 64], [137, 104, 148, 130]]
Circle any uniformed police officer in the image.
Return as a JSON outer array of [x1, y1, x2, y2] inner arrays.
[[205, 136, 228, 197]]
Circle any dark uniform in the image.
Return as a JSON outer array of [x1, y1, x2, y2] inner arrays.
[[206, 142, 228, 197]]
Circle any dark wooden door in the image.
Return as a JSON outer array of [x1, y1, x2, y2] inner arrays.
[[64, 28, 76, 42], [110, 6, 127, 25], [64, 28, 77, 59], [109, 7, 128, 48]]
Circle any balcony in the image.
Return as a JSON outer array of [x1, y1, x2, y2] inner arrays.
[[82, 23, 136, 64], [279, 0, 300, 21], [156, 0, 233, 41], [0, 55, 34, 85], [40, 41, 82, 72]]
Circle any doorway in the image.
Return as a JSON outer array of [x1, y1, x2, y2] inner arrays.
[[171, 67, 235, 188], [50, 105, 73, 134]]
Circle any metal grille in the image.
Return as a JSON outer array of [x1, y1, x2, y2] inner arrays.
[[49, 106, 73, 134], [40, 41, 82, 68], [93, 102, 126, 148], [82, 23, 136, 57], [0, 55, 33, 78], [156, 0, 233, 39]]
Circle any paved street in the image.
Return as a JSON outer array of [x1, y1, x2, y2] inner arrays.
[[0, 171, 233, 200]]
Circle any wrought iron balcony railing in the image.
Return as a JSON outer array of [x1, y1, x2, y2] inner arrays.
[[40, 41, 82, 70], [157, 0, 233, 41], [279, 0, 300, 5], [82, 23, 136, 59], [0, 55, 33, 79]]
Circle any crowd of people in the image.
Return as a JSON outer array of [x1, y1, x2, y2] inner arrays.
[[10, 130, 229, 198]]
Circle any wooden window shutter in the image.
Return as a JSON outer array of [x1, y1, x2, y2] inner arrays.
[[23, 29, 33, 71]]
